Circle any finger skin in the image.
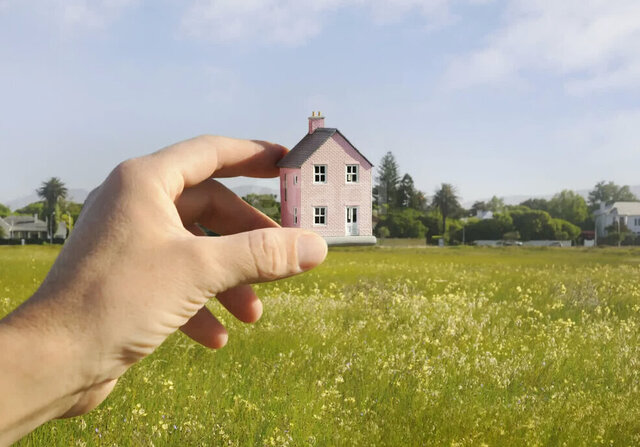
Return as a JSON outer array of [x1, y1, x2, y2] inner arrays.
[[185, 228, 328, 295], [175, 179, 279, 235], [149, 136, 288, 199], [216, 285, 263, 323], [180, 307, 228, 349]]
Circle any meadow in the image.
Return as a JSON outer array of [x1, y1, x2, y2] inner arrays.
[[2, 245, 640, 446]]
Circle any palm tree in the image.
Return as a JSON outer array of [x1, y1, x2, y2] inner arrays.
[[37, 177, 68, 237], [432, 183, 460, 244]]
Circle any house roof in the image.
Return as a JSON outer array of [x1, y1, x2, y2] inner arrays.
[[277, 128, 374, 169], [611, 201, 640, 216], [1, 215, 48, 232]]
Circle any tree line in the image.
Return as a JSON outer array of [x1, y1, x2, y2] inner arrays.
[[1, 170, 637, 245], [372, 152, 639, 245]]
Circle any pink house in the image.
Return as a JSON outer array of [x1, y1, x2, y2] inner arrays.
[[277, 113, 376, 246]]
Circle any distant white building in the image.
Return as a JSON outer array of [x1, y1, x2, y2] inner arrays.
[[593, 202, 640, 238], [476, 210, 493, 220]]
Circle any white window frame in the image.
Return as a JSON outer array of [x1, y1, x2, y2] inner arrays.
[[346, 164, 359, 183], [313, 206, 327, 226], [313, 165, 327, 184], [294, 207, 298, 225]]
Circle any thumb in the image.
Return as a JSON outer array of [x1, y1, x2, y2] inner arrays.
[[188, 228, 328, 293]]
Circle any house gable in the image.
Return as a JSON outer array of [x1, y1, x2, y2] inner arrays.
[[277, 128, 373, 169]]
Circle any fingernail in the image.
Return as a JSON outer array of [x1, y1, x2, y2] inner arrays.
[[297, 232, 328, 271]]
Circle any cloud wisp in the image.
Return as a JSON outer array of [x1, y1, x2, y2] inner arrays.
[[445, 0, 640, 95], [179, 0, 461, 46]]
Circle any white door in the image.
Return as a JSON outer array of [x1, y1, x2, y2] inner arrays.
[[346, 206, 359, 236]]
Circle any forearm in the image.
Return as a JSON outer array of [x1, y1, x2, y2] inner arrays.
[[0, 303, 87, 446]]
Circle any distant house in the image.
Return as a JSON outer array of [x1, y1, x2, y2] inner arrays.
[[593, 202, 640, 237], [277, 112, 376, 246], [476, 210, 494, 220], [0, 214, 67, 241]]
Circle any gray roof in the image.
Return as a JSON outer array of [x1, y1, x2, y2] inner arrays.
[[3, 215, 36, 225], [12, 222, 48, 232], [1, 215, 48, 233], [277, 128, 374, 168], [611, 201, 640, 216], [595, 201, 640, 216]]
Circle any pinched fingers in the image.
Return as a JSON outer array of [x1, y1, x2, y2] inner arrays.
[[175, 179, 279, 235], [148, 136, 288, 199]]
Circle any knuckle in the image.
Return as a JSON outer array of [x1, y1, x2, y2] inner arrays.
[[249, 230, 287, 280], [109, 158, 144, 188]]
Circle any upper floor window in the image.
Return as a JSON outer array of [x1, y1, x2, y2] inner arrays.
[[346, 164, 359, 183], [314, 165, 327, 183], [294, 175, 298, 185], [635, 217, 640, 226]]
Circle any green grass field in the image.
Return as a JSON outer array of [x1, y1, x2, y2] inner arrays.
[[3, 245, 640, 446]]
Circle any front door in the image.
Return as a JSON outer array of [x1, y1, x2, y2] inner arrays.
[[346, 206, 359, 236]]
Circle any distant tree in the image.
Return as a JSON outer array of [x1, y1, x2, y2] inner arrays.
[[464, 213, 514, 241], [420, 212, 441, 244], [519, 198, 549, 212], [509, 209, 554, 241], [411, 191, 429, 211], [0, 203, 10, 217], [551, 218, 581, 241], [486, 196, 506, 213], [471, 196, 505, 215], [383, 208, 426, 238], [588, 181, 638, 210], [37, 177, 68, 235], [547, 190, 588, 227], [374, 151, 400, 210], [15, 201, 44, 219], [61, 200, 84, 225], [397, 174, 416, 208], [242, 194, 280, 224], [432, 183, 461, 242]]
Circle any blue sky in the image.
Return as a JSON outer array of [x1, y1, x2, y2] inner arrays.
[[1, 0, 639, 205]]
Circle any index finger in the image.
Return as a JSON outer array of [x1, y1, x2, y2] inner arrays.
[[148, 135, 288, 199]]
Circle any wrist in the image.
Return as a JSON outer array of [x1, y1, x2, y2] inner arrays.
[[0, 298, 92, 444]]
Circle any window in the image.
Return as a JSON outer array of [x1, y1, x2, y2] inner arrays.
[[294, 207, 298, 225], [294, 175, 298, 185], [314, 207, 327, 225], [346, 164, 359, 183], [284, 174, 287, 202], [635, 217, 640, 226], [314, 165, 327, 183]]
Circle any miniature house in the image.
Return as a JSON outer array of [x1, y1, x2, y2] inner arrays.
[[277, 112, 376, 246]]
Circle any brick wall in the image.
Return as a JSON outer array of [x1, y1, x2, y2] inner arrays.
[[299, 133, 373, 237]]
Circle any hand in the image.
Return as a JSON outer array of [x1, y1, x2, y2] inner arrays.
[[0, 136, 327, 444]]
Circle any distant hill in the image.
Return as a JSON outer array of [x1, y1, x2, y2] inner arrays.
[[5, 188, 90, 211]]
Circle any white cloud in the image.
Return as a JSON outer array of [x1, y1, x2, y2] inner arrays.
[[1, 0, 137, 31], [445, 0, 640, 94], [180, 0, 461, 45]]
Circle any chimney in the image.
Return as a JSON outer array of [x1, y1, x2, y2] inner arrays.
[[308, 111, 325, 134]]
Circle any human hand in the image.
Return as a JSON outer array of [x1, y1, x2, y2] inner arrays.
[[0, 136, 327, 443]]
